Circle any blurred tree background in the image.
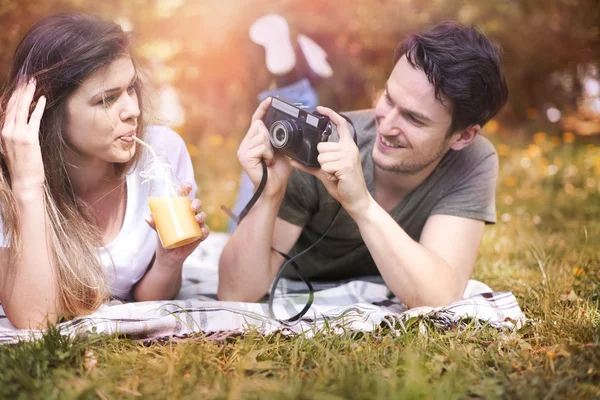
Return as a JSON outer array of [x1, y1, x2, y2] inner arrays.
[[0, 0, 598, 231]]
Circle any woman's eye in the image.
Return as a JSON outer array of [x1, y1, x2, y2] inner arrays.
[[384, 93, 393, 105], [97, 95, 116, 106]]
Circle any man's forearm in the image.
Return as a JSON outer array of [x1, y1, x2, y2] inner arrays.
[[218, 195, 283, 302], [132, 257, 183, 301], [350, 197, 463, 308]]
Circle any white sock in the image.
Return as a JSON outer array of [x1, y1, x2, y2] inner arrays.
[[297, 34, 333, 78], [249, 14, 296, 75]]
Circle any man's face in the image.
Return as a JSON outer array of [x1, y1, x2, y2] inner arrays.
[[373, 56, 456, 174]]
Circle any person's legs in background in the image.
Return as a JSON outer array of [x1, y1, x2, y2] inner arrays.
[[228, 14, 332, 232]]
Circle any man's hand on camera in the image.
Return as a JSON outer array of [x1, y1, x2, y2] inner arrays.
[[237, 97, 292, 199], [291, 106, 371, 217]]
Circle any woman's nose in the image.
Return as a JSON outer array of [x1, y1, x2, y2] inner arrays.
[[120, 93, 140, 122]]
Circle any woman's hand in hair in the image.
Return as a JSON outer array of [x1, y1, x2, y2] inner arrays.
[[1, 78, 46, 195], [144, 182, 210, 265]]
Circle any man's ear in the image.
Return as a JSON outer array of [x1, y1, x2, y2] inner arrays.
[[449, 124, 480, 151]]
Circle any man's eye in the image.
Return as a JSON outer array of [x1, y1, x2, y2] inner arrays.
[[407, 114, 424, 126], [384, 93, 393, 105]]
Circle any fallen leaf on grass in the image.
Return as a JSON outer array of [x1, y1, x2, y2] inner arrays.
[[559, 290, 582, 302], [84, 350, 98, 371], [117, 386, 142, 397], [240, 349, 279, 371]]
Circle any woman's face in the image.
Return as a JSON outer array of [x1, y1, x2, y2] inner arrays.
[[64, 55, 140, 166]]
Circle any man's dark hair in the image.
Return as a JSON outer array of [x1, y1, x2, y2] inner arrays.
[[395, 21, 508, 135]]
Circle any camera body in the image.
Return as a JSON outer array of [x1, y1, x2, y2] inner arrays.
[[262, 97, 333, 168]]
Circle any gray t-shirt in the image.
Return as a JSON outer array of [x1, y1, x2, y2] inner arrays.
[[277, 109, 498, 281]]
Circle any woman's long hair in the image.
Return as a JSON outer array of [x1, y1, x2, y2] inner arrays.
[[0, 13, 147, 319]]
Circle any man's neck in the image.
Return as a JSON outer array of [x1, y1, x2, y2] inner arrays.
[[373, 157, 442, 211]]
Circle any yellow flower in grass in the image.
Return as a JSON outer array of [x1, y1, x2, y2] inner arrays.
[[563, 131, 575, 143], [573, 267, 585, 277], [533, 132, 547, 145]]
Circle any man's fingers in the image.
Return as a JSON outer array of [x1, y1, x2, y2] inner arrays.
[[245, 144, 274, 164], [316, 106, 344, 125], [245, 120, 270, 145], [316, 106, 351, 142], [317, 141, 342, 153], [320, 160, 343, 176], [294, 159, 339, 187], [251, 97, 273, 123], [290, 159, 317, 175], [317, 152, 342, 165], [241, 124, 264, 151], [249, 121, 270, 143]]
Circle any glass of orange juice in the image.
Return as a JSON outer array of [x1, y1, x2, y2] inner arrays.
[[142, 156, 203, 249]]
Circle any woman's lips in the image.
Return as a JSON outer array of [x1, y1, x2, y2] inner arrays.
[[119, 133, 136, 143]]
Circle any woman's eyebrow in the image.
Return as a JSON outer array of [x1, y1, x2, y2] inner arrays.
[[92, 73, 137, 99]]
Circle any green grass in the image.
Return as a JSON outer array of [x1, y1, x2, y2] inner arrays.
[[1, 134, 599, 399]]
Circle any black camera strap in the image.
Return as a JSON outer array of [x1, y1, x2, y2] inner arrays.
[[224, 114, 357, 325]]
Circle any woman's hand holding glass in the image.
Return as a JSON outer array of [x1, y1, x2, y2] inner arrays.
[[144, 182, 210, 265]]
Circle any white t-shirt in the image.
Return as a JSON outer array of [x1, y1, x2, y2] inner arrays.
[[0, 125, 198, 299]]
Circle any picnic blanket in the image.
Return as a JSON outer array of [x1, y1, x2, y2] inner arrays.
[[0, 233, 525, 344]]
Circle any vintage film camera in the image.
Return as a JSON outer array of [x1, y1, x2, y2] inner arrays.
[[262, 97, 333, 168]]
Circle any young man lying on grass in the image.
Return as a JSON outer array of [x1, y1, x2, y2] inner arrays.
[[219, 21, 509, 308]]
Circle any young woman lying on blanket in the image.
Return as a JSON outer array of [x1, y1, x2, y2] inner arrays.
[[0, 13, 210, 329]]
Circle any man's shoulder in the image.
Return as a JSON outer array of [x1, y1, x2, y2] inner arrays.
[[439, 135, 498, 186], [458, 135, 498, 169], [469, 135, 497, 156], [341, 109, 376, 129], [337, 109, 377, 148]]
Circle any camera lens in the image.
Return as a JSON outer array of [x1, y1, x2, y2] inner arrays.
[[275, 126, 287, 143], [269, 120, 299, 149]]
